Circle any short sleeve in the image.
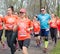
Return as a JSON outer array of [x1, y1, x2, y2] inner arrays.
[[3, 16, 6, 23]]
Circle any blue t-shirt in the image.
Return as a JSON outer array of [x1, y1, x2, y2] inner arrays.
[[37, 13, 51, 29]]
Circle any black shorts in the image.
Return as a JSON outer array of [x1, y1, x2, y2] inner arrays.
[[40, 29, 49, 37], [18, 39, 30, 49], [34, 33, 40, 37], [0, 30, 3, 41]]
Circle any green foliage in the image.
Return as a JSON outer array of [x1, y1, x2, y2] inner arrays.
[[1, 0, 60, 18], [50, 40, 60, 54], [55, 4, 60, 17]]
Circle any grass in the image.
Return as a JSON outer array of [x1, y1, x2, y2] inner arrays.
[[50, 40, 60, 54]]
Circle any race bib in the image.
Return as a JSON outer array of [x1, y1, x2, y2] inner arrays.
[[19, 30, 27, 37], [6, 24, 14, 28]]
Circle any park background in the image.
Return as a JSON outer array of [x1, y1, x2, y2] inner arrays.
[[0, 0, 60, 54]]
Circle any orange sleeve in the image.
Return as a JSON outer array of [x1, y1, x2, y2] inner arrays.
[[48, 20, 52, 25], [3, 16, 6, 24], [28, 20, 33, 28], [0, 16, 3, 22], [15, 15, 18, 19], [14, 15, 19, 25], [57, 19, 60, 25], [30, 21, 33, 27], [14, 15, 19, 19], [1, 18, 3, 22], [11, 15, 18, 25]]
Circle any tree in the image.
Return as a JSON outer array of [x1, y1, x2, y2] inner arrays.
[[40, 0, 42, 12]]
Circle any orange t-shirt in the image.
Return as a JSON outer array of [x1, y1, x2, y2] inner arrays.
[[26, 18, 33, 33], [49, 18, 57, 28], [0, 16, 3, 30], [17, 18, 32, 40], [57, 18, 60, 31], [33, 20, 40, 34], [3, 15, 18, 30]]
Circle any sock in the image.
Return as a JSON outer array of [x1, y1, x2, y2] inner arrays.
[[45, 41, 48, 48]]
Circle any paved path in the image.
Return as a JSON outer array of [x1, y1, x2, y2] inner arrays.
[[0, 37, 54, 54]]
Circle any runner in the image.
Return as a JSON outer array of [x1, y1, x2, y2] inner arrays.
[[0, 14, 5, 49], [33, 16, 40, 47], [3, 6, 18, 54], [37, 7, 51, 53], [57, 17, 60, 38], [13, 8, 33, 54], [49, 14, 58, 46]]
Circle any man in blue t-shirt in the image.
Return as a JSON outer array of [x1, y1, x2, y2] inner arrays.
[[37, 7, 51, 53]]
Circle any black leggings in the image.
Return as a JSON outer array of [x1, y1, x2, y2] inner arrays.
[[50, 28, 57, 44], [0, 30, 3, 41], [5, 30, 17, 54]]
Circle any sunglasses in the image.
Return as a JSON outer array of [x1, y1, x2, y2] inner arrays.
[[19, 12, 24, 14]]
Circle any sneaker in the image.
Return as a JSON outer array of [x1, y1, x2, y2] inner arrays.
[[54, 43, 57, 47], [18, 48, 21, 51], [43, 48, 47, 53], [15, 43, 18, 49], [2, 44, 7, 49]]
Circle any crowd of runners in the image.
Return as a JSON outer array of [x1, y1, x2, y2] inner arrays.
[[0, 6, 60, 54]]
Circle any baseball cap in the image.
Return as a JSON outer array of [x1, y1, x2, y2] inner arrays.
[[20, 8, 26, 13]]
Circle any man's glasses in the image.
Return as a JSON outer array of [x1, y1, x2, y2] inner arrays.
[[41, 10, 45, 12]]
